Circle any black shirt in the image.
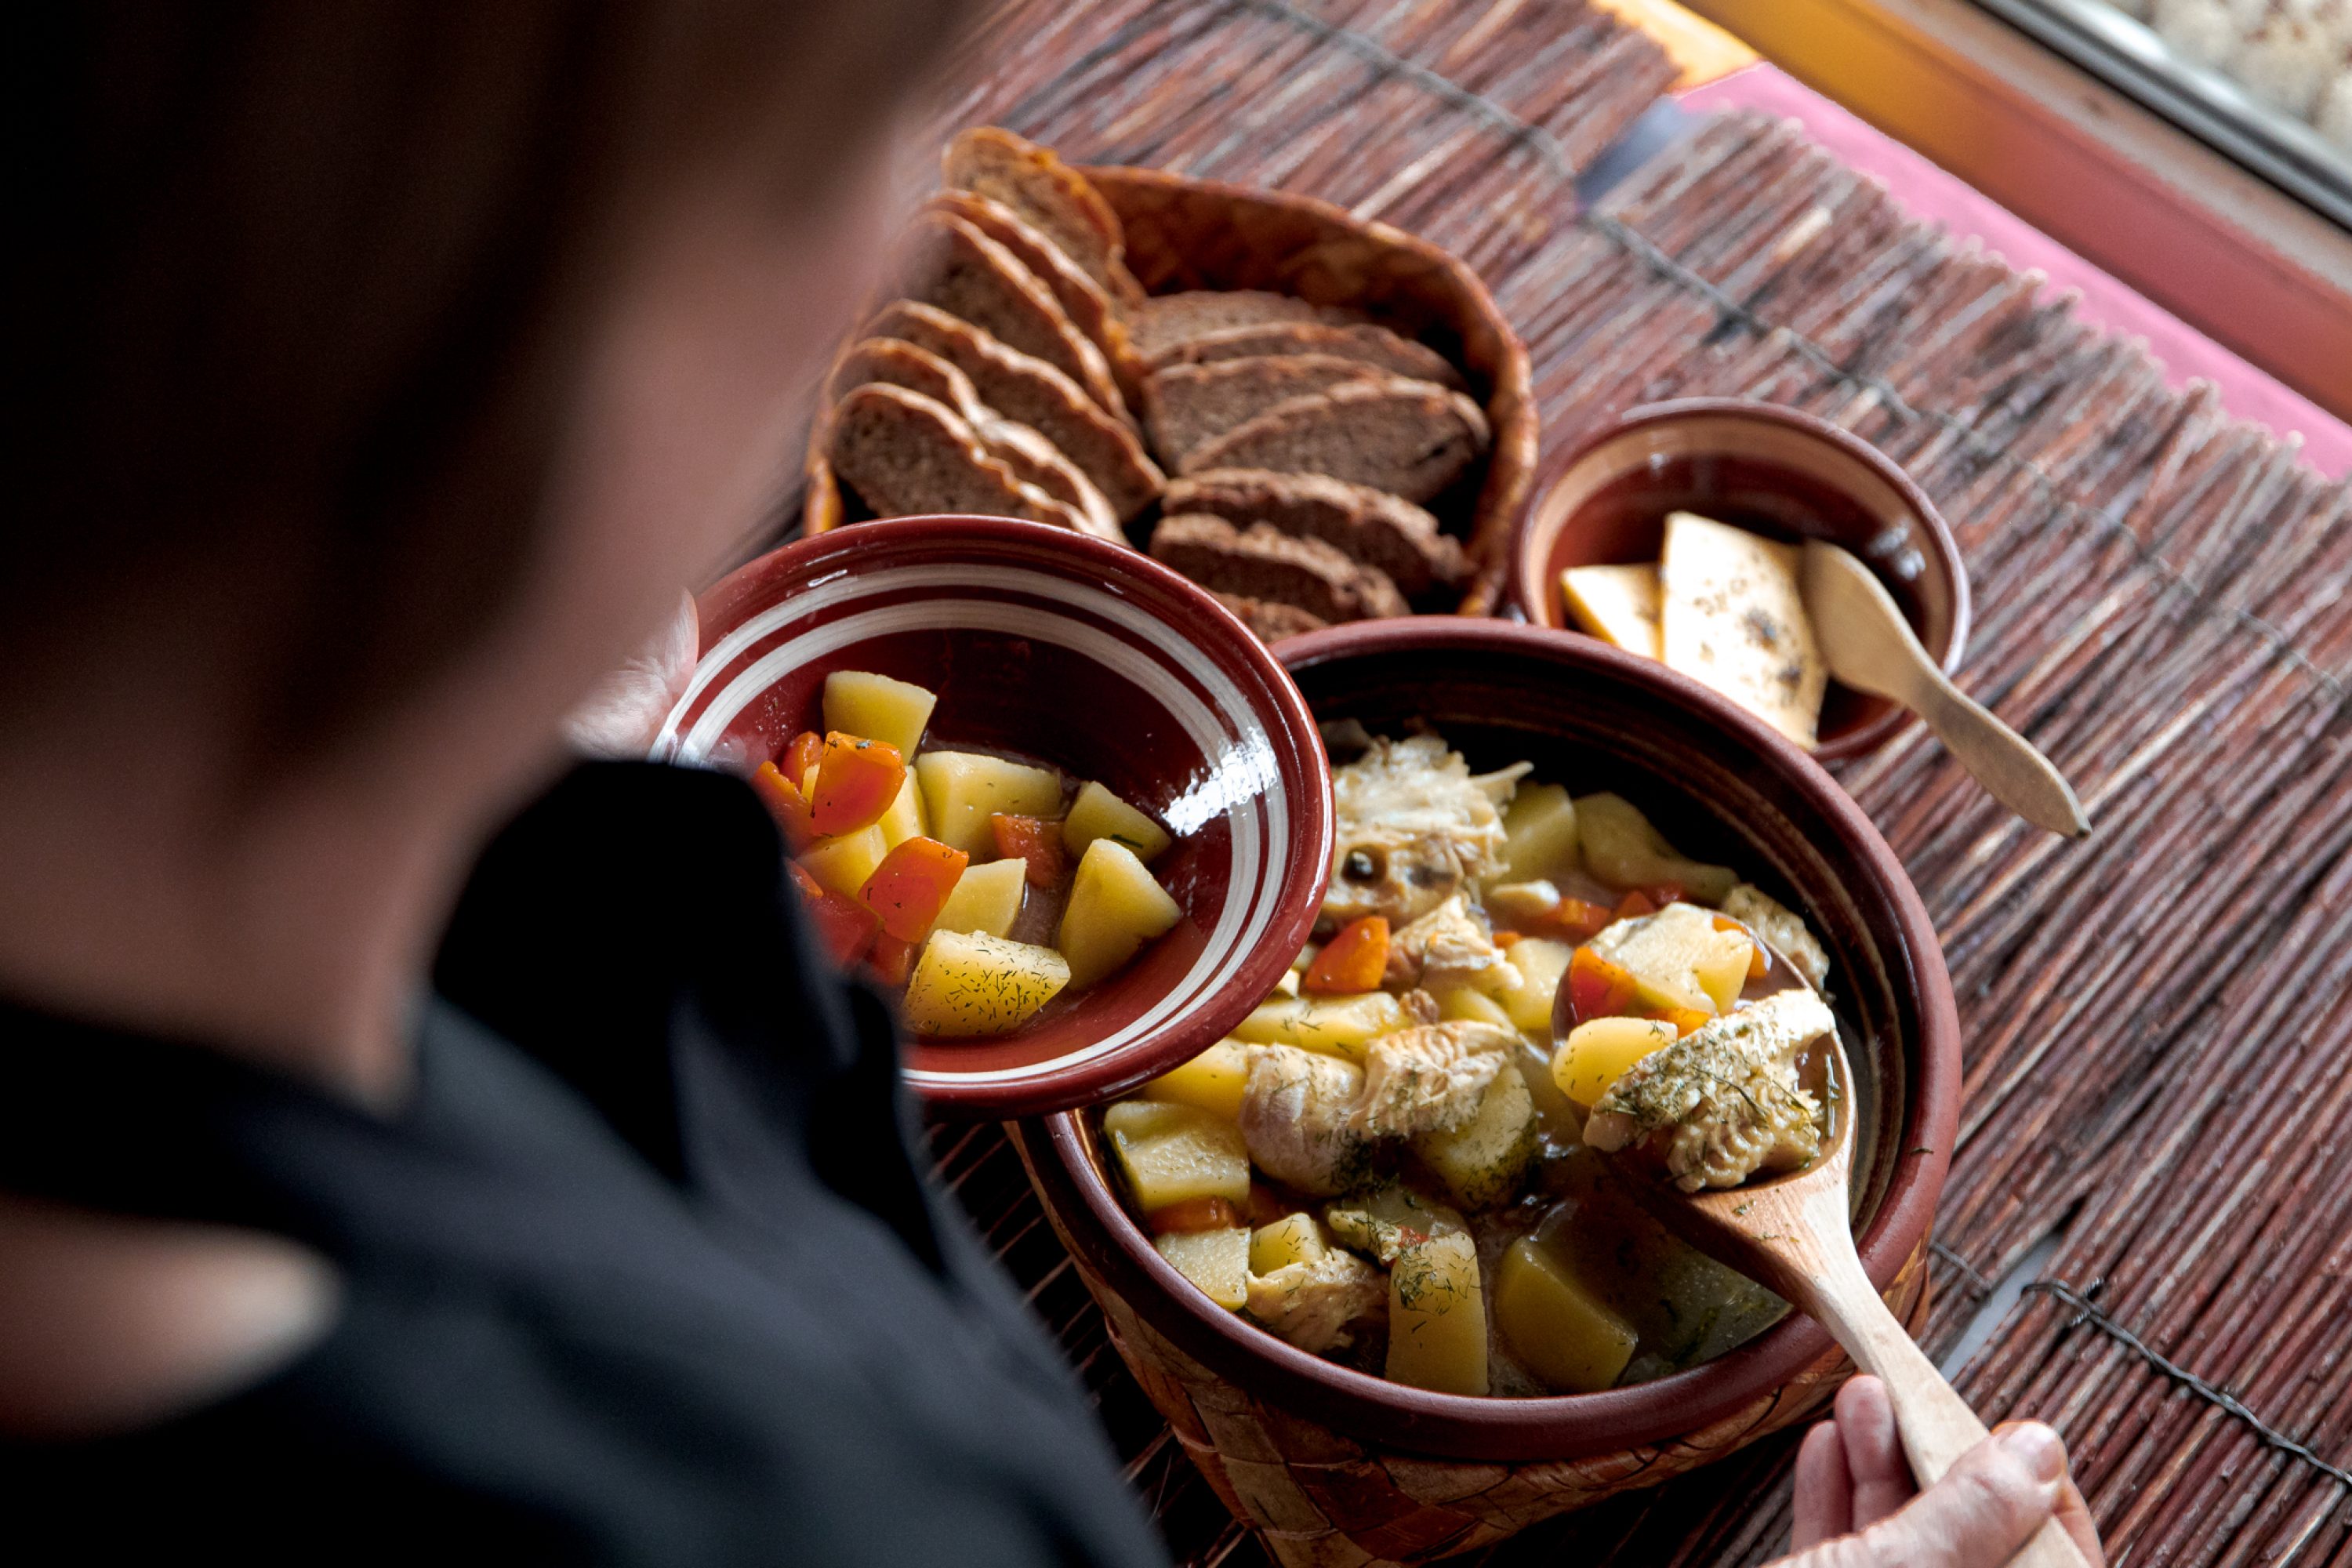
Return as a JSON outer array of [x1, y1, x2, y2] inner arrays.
[[0, 763, 1167, 1566]]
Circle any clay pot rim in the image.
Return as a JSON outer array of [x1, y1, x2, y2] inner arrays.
[[1027, 618, 1961, 1461], [1509, 397, 1973, 762]]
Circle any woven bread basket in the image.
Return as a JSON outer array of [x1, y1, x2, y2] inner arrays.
[[1017, 1111, 1931, 1567], [806, 162, 1537, 613]]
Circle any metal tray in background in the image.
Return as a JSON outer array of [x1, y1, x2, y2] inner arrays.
[[1973, 0, 2352, 230]]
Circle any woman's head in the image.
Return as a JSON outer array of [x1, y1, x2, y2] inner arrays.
[[7, 0, 962, 765], [0, 1, 968, 1082]]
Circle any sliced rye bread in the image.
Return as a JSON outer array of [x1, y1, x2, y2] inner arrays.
[[1175, 376, 1490, 506], [1163, 468, 1467, 594], [926, 190, 1142, 405], [1149, 513, 1408, 622], [1128, 289, 1364, 360], [1145, 319, 1466, 390], [866, 300, 1163, 521], [1211, 592, 1329, 643], [942, 127, 1144, 310], [828, 384, 1095, 535], [822, 338, 1117, 535], [1141, 354, 1388, 467], [895, 210, 1131, 425]]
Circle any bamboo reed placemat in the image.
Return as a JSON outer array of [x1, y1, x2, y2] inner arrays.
[[896, 3, 2352, 1563]]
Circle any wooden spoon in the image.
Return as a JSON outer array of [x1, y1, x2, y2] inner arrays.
[[1801, 540, 2090, 838], [1653, 1029, 2092, 1566]]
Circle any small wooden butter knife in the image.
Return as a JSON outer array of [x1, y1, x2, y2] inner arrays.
[[1802, 542, 2089, 837]]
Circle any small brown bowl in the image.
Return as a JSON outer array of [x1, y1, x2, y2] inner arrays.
[[1016, 619, 1961, 1563], [1513, 399, 1971, 762]]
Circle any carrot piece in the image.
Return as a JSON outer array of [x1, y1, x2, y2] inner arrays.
[[1715, 913, 1772, 981], [1566, 946, 1640, 1026], [1612, 889, 1657, 921], [1536, 895, 1616, 944], [858, 835, 969, 942], [782, 730, 825, 792], [751, 761, 820, 852], [1302, 916, 1388, 995], [990, 814, 1069, 887], [1148, 1196, 1240, 1236], [810, 731, 906, 837], [1646, 1006, 1711, 1038]]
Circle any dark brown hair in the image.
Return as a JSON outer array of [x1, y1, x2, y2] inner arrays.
[[4, 1, 965, 749]]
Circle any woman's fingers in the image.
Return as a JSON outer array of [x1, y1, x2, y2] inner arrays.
[[1831, 1375, 1913, 1529], [1842, 1423, 2067, 1568], [1791, 1419, 1853, 1548]]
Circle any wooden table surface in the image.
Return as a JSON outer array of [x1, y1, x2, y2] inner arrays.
[[894, 4, 2352, 1563]]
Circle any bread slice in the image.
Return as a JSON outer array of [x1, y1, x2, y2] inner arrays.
[[822, 338, 1118, 535], [1177, 377, 1490, 505], [895, 210, 1131, 424], [1149, 513, 1408, 622], [1560, 562, 1664, 658], [1657, 513, 1824, 747], [828, 384, 1096, 535], [942, 127, 1143, 309], [1146, 320, 1466, 390], [927, 190, 1142, 404], [1163, 468, 1466, 594], [1141, 354, 1387, 466], [866, 300, 1163, 521], [1129, 289, 1363, 360], [1211, 592, 1329, 643]]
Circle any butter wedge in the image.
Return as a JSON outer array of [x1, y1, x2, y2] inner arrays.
[[1657, 512, 1825, 749], [1559, 563, 1663, 658]]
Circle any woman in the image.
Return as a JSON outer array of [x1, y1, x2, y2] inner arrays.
[[0, 5, 2097, 1564]]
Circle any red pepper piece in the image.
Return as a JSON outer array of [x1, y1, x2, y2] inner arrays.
[[1612, 889, 1657, 921], [810, 731, 906, 837], [789, 861, 880, 967], [866, 933, 918, 988], [1566, 946, 1640, 1026], [1149, 1196, 1241, 1236], [990, 814, 1069, 888], [1302, 916, 1388, 995], [858, 835, 969, 942]]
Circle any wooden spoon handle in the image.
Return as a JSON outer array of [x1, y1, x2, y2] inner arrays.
[[1797, 1225, 2095, 1566], [1913, 674, 2091, 839]]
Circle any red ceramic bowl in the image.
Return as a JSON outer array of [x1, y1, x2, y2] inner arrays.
[[658, 517, 1334, 1116], [1026, 618, 1960, 1461], [1513, 399, 1971, 762]]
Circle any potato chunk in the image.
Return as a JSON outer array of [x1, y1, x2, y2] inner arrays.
[[1490, 783, 1579, 887], [1142, 1038, 1250, 1121], [1232, 992, 1409, 1062], [797, 824, 887, 900], [930, 856, 1025, 940], [822, 670, 937, 758], [873, 773, 927, 850], [916, 751, 1065, 856], [1062, 780, 1172, 862], [1058, 838, 1182, 989], [1155, 1228, 1249, 1310], [1249, 1212, 1328, 1275], [1573, 793, 1737, 903], [1435, 986, 1513, 1028], [1385, 1229, 1487, 1395], [1104, 1099, 1252, 1210], [1553, 1016, 1678, 1109], [1412, 1062, 1537, 1210], [900, 929, 1069, 1036], [1497, 937, 1573, 1033], [1588, 902, 1752, 1014], [1494, 1238, 1637, 1393]]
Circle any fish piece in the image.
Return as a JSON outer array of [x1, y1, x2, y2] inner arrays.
[[1354, 1022, 1515, 1140], [1386, 892, 1522, 996], [1721, 882, 1831, 990], [1245, 1249, 1388, 1353], [1325, 735, 1511, 927], [1237, 1045, 1368, 1196], [1584, 990, 1834, 1192]]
